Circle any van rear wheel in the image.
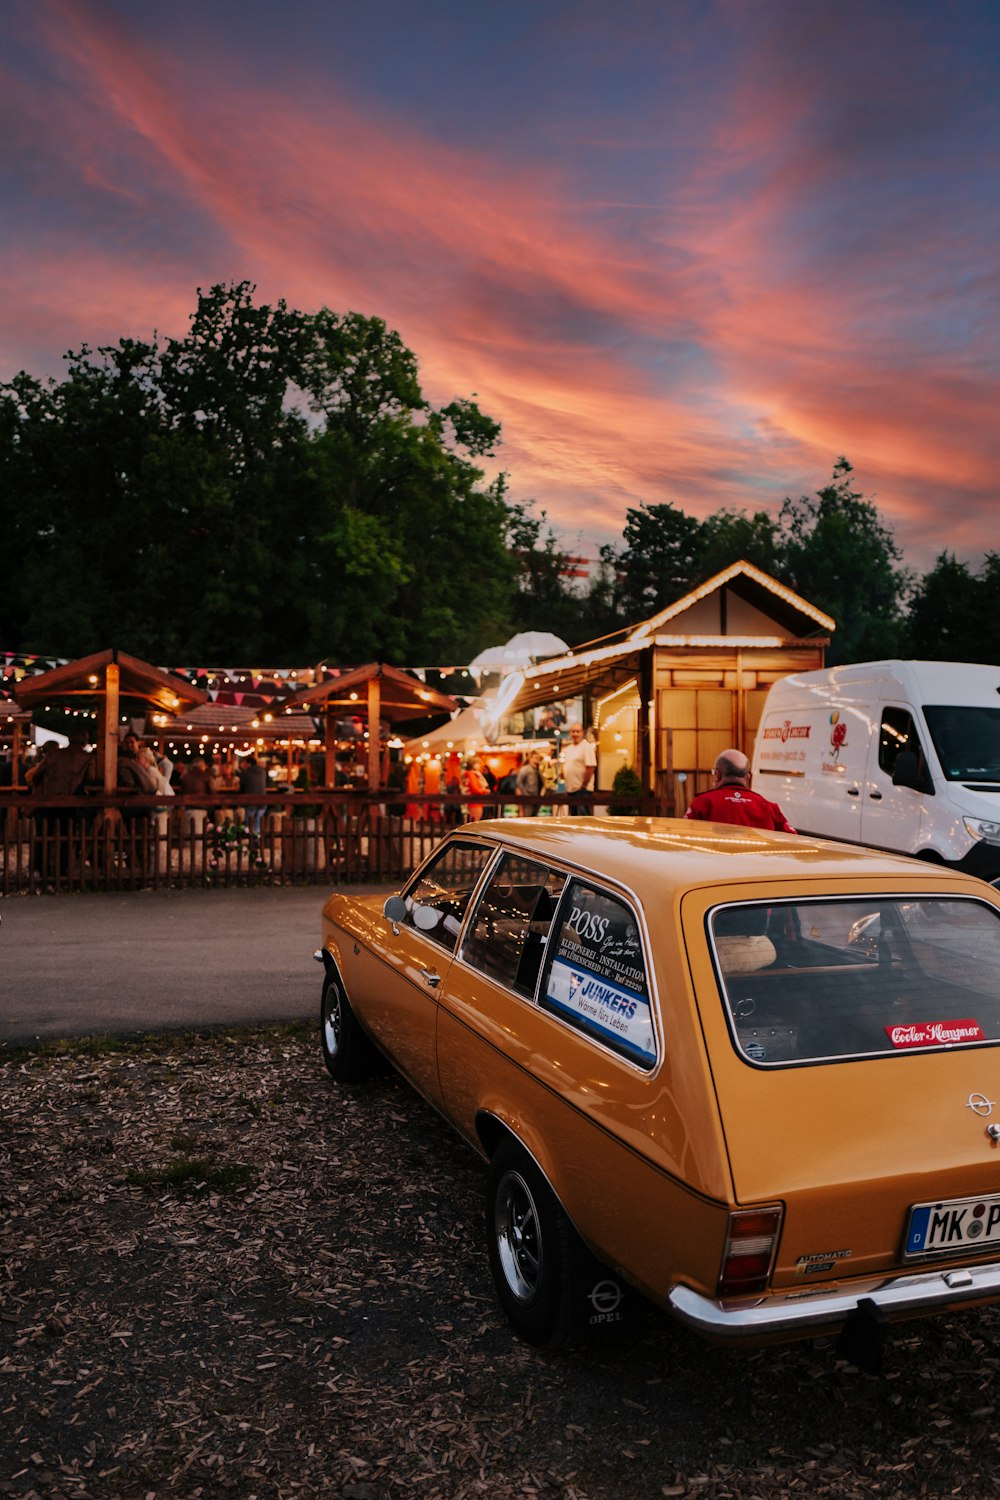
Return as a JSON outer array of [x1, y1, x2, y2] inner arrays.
[[486, 1141, 574, 1347]]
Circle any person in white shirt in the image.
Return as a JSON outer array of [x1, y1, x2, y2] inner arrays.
[[562, 722, 597, 815]]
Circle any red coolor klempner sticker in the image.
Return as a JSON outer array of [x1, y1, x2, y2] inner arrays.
[[885, 1019, 985, 1048]]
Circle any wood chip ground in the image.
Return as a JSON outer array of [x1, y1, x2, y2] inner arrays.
[[2, 1026, 999, 1498]]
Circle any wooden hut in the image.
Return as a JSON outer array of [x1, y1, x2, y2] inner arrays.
[[491, 561, 834, 806]]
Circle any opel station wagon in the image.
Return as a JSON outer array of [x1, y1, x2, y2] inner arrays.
[[316, 818, 1000, 1366]]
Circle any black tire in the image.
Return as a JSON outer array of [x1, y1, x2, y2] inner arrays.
[[319, 970, 377, 1082], [486, 1140, 575, 1347]]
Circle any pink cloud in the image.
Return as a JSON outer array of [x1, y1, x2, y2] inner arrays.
[[4, 0, 996, 574]]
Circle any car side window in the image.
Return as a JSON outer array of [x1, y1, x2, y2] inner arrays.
[[461, 855, 566, 998], [539, 879, 657, 1068], [403, 841, 494, 954]]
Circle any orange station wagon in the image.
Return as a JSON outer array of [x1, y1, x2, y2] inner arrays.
[[315, 818, 1000, 1367]]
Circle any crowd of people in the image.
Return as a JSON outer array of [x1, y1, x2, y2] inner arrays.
[[16, 730, 282, 879], [10, 714, 618, 879], [10, 716, 801, 895], [408, 722, 601, 822]]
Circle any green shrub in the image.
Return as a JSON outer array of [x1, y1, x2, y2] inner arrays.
[[610, 764, 643, 814]]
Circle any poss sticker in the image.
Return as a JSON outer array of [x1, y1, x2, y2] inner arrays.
[[885, 1019, 985, 1048]]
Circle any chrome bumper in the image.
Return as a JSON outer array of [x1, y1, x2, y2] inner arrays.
[[668, 1259, 1000, 1341]]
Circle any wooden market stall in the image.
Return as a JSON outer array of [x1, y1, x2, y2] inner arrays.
[[277, 662, 458, 791], [1, 701, 33, 788], [13, 648, 208, 792], [489, 561, 835, 807]]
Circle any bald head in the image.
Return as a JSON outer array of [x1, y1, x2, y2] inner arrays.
[[714, 749, 750, 784]]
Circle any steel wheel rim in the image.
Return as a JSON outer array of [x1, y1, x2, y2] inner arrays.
[[495, 1168, 542, 1303], [323, 985, 342, 1057]]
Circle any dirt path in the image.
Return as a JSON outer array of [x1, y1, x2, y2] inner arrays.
[[3, 1027, 999, 1499]]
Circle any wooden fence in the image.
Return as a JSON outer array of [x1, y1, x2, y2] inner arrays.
[[0, 781, 703, 895]]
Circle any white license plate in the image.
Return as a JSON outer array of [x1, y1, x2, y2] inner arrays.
[[905, 1194, 1000, 1256]]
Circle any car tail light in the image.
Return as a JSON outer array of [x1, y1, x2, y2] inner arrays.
[[718, 1207, 783, 1297]]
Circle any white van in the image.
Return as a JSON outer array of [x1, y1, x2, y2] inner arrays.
[[751, 661, 1000, 878]]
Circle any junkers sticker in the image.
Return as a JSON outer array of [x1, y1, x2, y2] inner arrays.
[[745, 1041, 767, 1061]]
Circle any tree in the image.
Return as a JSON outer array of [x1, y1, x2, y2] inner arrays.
[[295, 312, 516, 661], [779, 458, 909, 665], [0, 284, 525, 664], [906, 552, 1000, 664], [905, 553, 981, 660], [694, 507, 784, 581], [504, 501, 592, 643], [609, 502, 703, 619]]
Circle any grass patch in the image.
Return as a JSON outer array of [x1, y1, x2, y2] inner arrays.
[[169, 1131, 200, 1153], [126, 1157, 255, 1196], [0, 1020, 315, 1067]]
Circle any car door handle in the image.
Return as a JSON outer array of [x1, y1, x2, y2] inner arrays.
[[847, 787, 860, 796], [869, 791, 883, 800], [420, 967, 442, 988]]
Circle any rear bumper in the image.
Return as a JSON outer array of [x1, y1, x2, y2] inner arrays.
[[668, 1259, 1000, 1341]]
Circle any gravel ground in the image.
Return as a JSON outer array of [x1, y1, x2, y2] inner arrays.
[[3, 1026, 1000, 1500]]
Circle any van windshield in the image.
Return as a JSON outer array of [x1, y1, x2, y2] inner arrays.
[[923, 705, 1000, 782], [711, 896, 1000, 1066]]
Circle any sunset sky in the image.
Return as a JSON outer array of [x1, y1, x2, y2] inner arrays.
[[2, 0, 998, 573]]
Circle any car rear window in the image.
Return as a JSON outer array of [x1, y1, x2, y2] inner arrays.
[[540, 879, 657, 1069], [711, 896, 1000, 1066]]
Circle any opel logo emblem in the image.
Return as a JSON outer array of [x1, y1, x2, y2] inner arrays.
[[967, 1093, 996, 1117], [588, 1280, 623, 1315]]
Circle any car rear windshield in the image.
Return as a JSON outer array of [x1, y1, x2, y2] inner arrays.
[[923, 704, 1000, 783], [710, 896, 1000, 1066]]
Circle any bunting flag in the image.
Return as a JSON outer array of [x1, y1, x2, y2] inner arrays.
[[0, 655, 481, 711]]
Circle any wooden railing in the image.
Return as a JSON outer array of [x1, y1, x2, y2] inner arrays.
[[0, 786, 688, 894]]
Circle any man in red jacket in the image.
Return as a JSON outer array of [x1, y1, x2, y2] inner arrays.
[[684, 749, 796, 832]]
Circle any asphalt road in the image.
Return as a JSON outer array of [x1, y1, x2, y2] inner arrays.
[[0, 884, 394, 1046]]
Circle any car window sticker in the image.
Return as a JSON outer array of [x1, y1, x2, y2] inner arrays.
[[541, 880, 656, 1067]]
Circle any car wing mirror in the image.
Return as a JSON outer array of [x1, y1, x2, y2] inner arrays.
[[384, 896, 407, 931]]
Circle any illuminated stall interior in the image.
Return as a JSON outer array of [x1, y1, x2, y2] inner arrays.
[[146, 702, 325, 783]]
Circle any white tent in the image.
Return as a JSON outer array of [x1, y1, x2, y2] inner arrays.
[[402, 702, 495, 758], [468, 631, 569, 677]]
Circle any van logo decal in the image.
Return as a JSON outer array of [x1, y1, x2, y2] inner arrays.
[[968, 1092, 996, 1117], [762, 720, 811, 743], [829, 710, 848, 760]]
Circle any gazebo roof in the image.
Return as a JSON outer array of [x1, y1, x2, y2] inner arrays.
[[149, 702, 322, 748], [278, 661, 458, 722], [13, 648, 208, 714]]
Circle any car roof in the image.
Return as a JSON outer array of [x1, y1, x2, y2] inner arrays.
[[453, 816, 983, 897]]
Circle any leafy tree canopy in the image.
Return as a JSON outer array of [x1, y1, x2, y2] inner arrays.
[[778, 458, 910, 665], [0, 283, 520, 663], [906, 552, 1000, 663]]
